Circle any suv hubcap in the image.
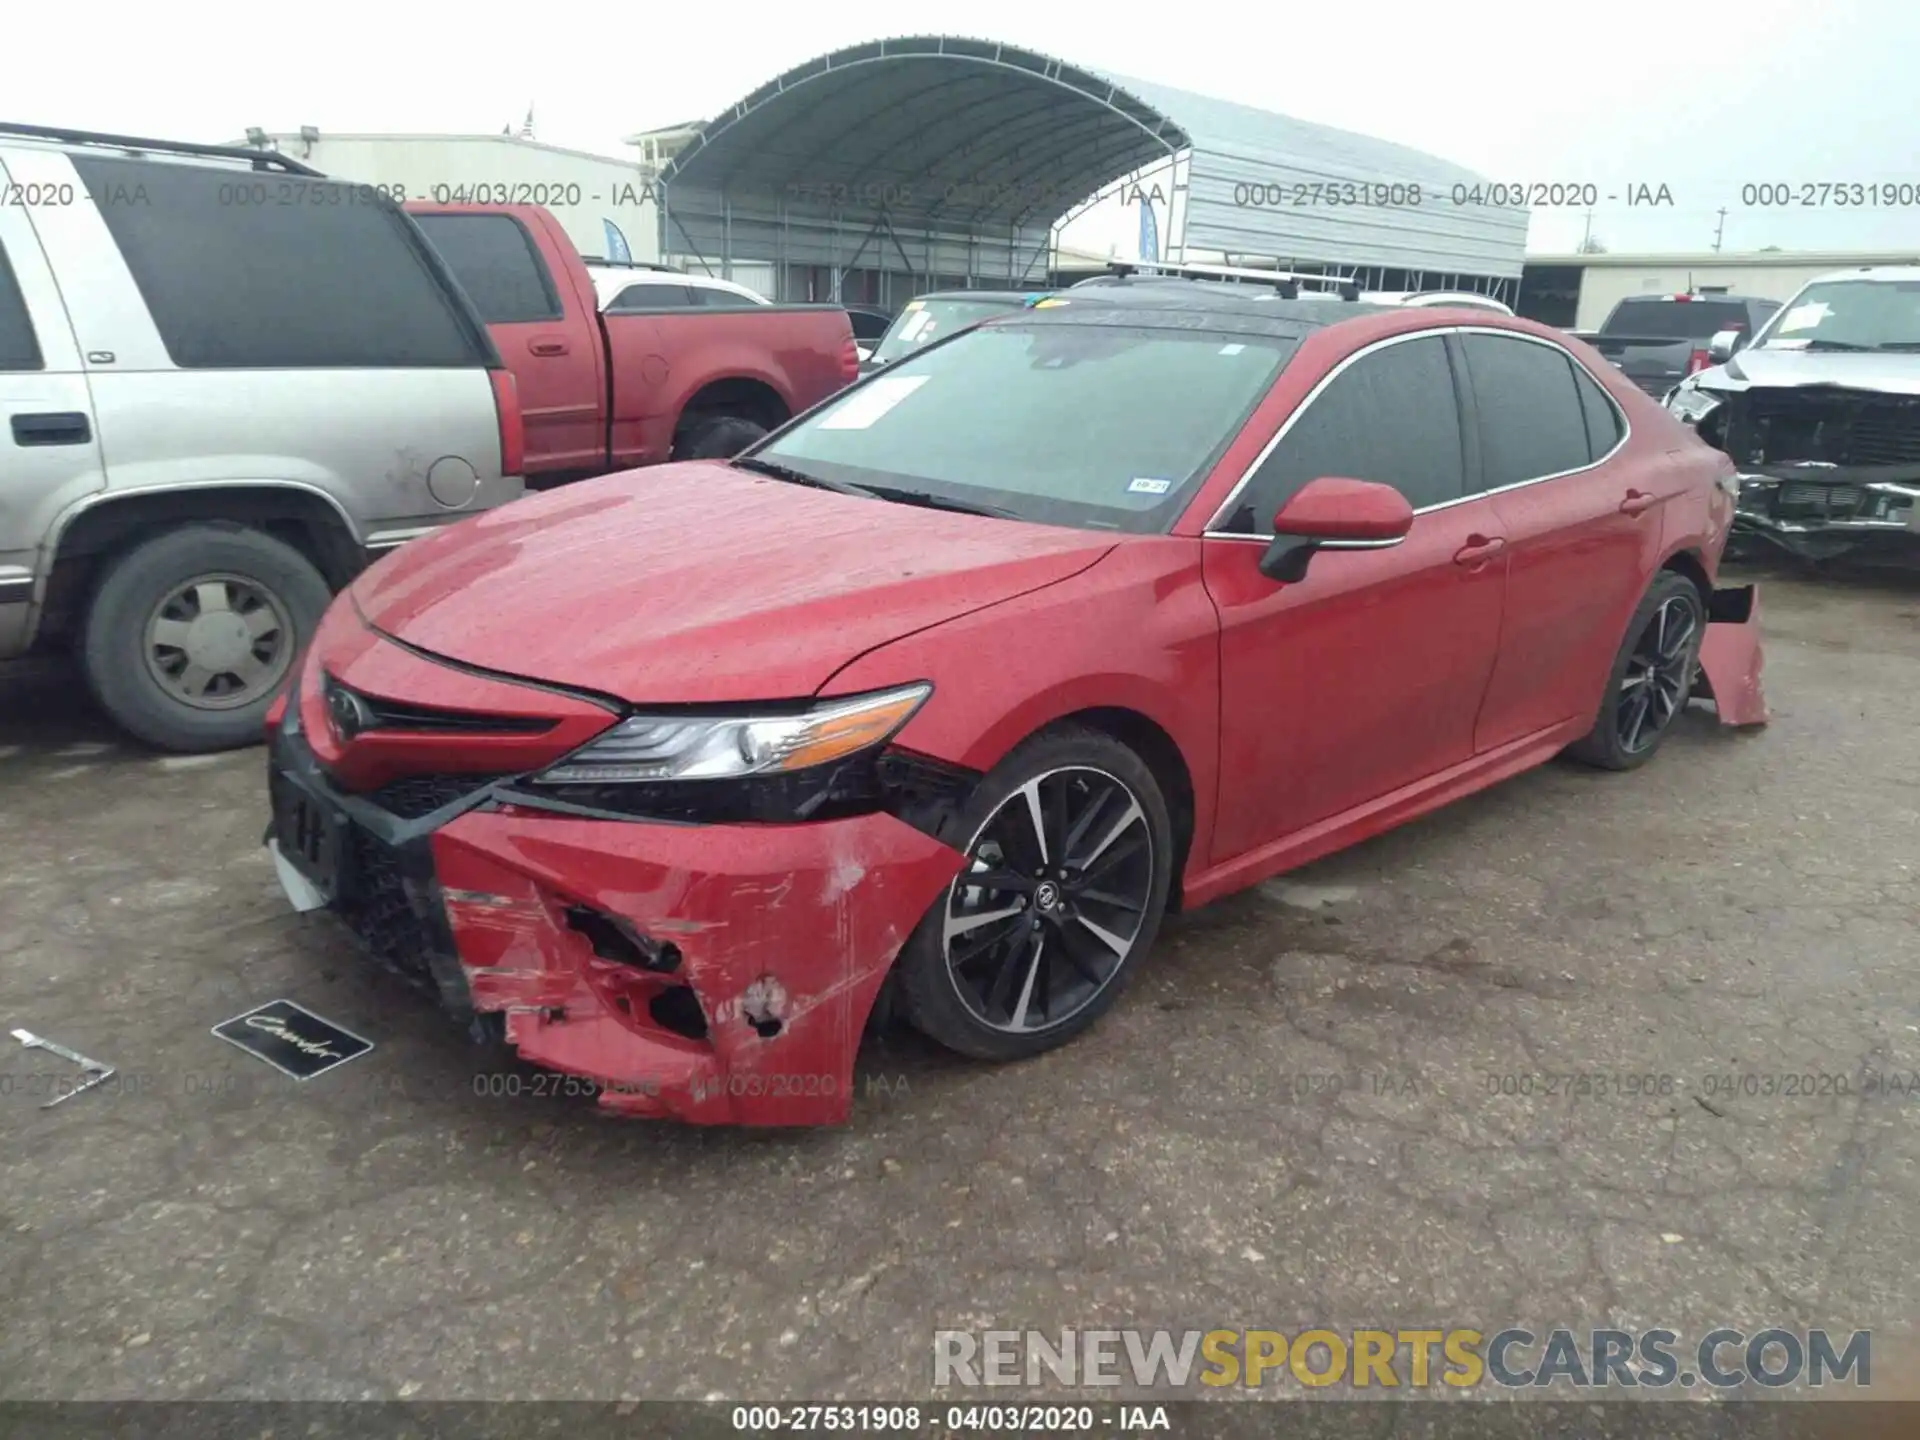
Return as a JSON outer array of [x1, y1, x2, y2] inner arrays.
[[144, 574, 293, 710]]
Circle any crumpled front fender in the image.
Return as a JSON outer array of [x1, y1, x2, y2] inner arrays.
[[1695, 583, 1770, 727]]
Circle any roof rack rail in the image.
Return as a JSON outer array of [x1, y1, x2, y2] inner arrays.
[[0, 121, 322, 176], [1102, 258, 1363, 302], [581, 259, 685, 273]]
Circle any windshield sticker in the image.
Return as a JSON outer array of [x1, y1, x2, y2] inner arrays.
[[1218, 343, 1246, 355], [1776, 302, 1832, 333], [898, 310, 935, 342], [1031, 298, 1070, 308], [818, 374, 929, 430], [902, 300, 924, 311], [1128, 477, 1173, 495]]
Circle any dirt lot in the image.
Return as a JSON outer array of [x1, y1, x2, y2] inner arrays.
[[2, 567, 1917, 1403]]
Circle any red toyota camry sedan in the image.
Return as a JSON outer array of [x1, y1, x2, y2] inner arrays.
[[265, 280, 1768, 1125]]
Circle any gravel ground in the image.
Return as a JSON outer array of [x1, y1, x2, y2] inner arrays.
[[1, 565, 1916, 1404]]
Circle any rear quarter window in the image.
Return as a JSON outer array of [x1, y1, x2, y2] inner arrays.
[[0, 239, 42, 370], [410, 213, 561, 324], [74, 155, 488, 369]]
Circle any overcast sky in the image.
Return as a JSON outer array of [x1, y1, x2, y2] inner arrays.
[[8, 0, 1914, 255]]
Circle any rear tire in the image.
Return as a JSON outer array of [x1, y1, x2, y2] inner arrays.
[[675, 415, 768, 460], [81, 523, 331, 753], [1564, 571, 1705, 771], [896, 725, 1174, 1062]]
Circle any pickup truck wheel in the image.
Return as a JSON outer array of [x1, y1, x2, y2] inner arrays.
[[81, 523, 331, 753], [676, 415, 767, 460]]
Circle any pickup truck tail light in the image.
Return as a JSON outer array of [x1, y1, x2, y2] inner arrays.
[[490, 368, 525, 476], [838, 333, 860, 384], [1685, 348, 1711, 375]]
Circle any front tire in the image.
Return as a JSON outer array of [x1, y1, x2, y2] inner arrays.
[[81, 523, 331, 753], [1564, 571, 1705, 771], [896, 726, 1174, 1062]]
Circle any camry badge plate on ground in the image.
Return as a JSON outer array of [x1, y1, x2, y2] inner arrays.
[[212, 999, 373, 1081]]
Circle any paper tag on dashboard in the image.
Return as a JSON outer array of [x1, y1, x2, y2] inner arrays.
[[819, 375, 929, 429]]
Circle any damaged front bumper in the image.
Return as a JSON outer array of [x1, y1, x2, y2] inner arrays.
[[1729, 467, 1920, 562], [266, 715, 966, 1126]]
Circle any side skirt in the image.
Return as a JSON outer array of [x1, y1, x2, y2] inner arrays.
[[1180, 719, 1587, 910]]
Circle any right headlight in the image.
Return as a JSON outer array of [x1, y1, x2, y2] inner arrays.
[[536, 683, 932, 786]]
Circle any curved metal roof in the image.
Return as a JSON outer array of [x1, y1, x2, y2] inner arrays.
[[659, 36, 1189, 230], [657, 35, 1523, 285]]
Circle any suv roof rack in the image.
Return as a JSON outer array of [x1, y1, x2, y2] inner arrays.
[[583, 258, 685, 274], [0, 121, 322, 176], [1098, 259, 1363, 302]]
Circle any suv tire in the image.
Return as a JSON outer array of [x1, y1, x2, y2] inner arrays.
[[81, 523, 331, 753]]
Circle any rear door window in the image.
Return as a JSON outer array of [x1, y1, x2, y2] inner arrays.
[[1601, 299, 1752, 340], [74, 156, 486, 369], [1221, 334, 1465, 532], [1460, 334, 1595, 488], [409, 212, 561, 324], [0, 239, 42, 371]]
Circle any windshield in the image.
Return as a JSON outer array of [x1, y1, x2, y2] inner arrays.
[[752, 320, 1296, 533], [870, 297, 1029, 365], [1753, 280, 1920, 351], [1601, 299, 1752, 340]]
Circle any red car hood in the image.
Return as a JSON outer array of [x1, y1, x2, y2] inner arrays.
[[352, 462, 1115, 702]]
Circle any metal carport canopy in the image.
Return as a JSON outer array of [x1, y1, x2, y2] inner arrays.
[[655, 35, 1524, 288]]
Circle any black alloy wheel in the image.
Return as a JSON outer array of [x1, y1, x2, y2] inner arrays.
[[1566, 571, 1706, 771], [1617, 593, 1699, 755], [896, 728, 1173, 1061]]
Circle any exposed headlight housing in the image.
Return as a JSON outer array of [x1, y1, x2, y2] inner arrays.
[[537, 683, 932, 785], [1666, 382, 1726, 426]]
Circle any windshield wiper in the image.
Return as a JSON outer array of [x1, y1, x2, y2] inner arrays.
[[862, 485, 1019, 520], [730, 455, 878, 498], [1868, 341, 1920, 352]]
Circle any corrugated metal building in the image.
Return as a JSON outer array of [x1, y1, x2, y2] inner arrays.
[[236, 131, 663, 264], [655, 35, 1526, 308], [1524, 249, 1920, 330]]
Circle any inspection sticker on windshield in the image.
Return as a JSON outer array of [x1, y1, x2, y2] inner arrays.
[[1218, 343, 1246, 355], [819, 374, 929, 430], [1129, 477, 1173, 495], [1777, 302, 1832, 333]]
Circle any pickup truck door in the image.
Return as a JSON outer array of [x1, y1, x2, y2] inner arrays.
[[0, 170, 105, 654], [408, 207, 605, 480]]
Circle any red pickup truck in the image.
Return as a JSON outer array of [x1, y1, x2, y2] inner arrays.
[[406, 203, 857, 483]]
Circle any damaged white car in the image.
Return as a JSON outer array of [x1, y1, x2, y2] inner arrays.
[[1665, 266, 1920, 565]]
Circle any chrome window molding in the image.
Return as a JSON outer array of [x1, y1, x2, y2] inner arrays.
[[1202, 324, 1634, 542]]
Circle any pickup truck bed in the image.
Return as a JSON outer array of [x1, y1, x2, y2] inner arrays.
[[408, 203, 857, 483]]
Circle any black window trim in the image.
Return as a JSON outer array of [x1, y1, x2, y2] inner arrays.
[[1202, 324, 1631, 541]]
